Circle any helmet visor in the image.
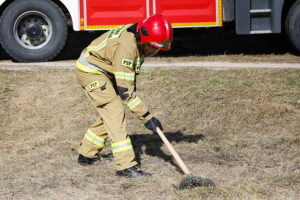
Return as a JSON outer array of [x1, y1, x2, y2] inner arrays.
[[152, 39, 172, 51]]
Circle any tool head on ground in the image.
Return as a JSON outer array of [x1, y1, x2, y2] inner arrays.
[[155, 127, 215, 190], [178, 174, 215, 190]]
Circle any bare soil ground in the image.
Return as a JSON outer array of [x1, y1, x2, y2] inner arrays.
[[0, 67, 299, 200]]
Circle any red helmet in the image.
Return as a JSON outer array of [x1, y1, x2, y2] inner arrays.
[[137, 14, 173, 51]]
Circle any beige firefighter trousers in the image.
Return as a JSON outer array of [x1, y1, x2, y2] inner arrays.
[[76, 68, 137, 171]]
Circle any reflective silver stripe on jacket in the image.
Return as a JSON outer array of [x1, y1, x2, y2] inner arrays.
[[79, 54, 107, 75]]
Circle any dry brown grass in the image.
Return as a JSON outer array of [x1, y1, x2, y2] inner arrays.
[[0, 67, 299, 200], [148, 53, 300, 63]]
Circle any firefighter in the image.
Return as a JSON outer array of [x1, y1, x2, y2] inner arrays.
[[76, 14, 173, 178]]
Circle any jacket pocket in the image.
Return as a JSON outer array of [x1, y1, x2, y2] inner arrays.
[[84, 80, 117, 107]]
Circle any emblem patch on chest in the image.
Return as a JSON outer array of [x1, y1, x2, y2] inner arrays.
[[122, 59, 133, 68]]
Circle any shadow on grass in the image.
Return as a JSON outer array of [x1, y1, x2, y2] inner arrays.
[[130, 131, 204, 174]]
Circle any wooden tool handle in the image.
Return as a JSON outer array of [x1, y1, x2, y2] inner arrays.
[[156, 127, 191, 175]]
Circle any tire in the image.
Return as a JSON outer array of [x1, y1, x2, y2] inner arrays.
[[0, 0, 68, 62], [285, 0, 300, 53]]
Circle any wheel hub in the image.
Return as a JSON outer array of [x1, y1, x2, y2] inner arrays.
[[25, 22, 43, 39], [14, 11, 53, 49]]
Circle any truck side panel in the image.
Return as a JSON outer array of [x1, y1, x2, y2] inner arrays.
[[155, 0, 222, 27], [60, 0, 80, 31], [83, 0, 147, 30], [0, 0, 6, 6], [81, 0, 222, 30], [270, 0, 285, 33]]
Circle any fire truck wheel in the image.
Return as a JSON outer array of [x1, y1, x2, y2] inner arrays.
[[285, 0, 300, 53], [0, 0, 68, 62]]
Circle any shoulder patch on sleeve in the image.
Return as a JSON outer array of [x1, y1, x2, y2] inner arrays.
[[122, 59, 134, 68]]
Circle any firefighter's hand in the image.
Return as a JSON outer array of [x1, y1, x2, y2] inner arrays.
[[144, 117, 163, 134]]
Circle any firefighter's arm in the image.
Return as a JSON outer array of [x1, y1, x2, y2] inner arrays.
[[113, 44, 153, 123]]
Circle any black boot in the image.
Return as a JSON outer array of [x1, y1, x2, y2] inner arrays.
[[78, 154, 100, 165], [98, 153, 113, 161], [116, 165, 152, 178]]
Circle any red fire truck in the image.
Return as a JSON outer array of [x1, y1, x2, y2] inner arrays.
[[0, 0, 299, 62]]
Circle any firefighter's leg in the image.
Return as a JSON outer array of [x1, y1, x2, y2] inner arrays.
[[76, 69, 109, 159], [78, 119, 108, 158], [95, 97, 137, 171], [76, 69, 137, 170]]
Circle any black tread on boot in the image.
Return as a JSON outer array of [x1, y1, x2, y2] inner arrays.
[[116, 165, 152, 178], [78, 154, 100, 165], [78, 153, 113, 166]]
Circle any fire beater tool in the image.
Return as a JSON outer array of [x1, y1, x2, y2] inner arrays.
[[156, 127, 215, 190]]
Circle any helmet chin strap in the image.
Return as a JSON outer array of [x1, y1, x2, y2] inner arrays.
[[137, 43, 146, 56], [135, 31, 141, 43]]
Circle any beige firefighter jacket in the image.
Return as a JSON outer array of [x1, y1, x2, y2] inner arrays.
[[77, 24, 153, 123]]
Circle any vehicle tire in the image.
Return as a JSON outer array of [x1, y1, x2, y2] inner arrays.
[[285, 0, 300, 53], [0, 0, 68, 62]]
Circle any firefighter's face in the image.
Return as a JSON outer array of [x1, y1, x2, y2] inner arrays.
[[143, 42, 160, 56]]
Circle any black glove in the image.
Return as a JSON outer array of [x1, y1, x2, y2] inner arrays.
[[144, 117, 163, 133]]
